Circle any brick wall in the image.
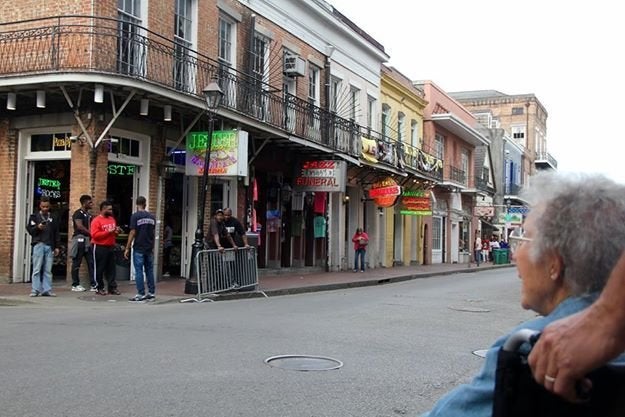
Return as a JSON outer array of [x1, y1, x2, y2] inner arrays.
[[0, 120, 17, 283]]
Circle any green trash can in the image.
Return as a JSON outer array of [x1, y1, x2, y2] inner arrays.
[[503, 248, 510, 264], [493, 249, 505, 265]]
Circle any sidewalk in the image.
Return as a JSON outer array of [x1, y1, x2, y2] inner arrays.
[[0, 261, 515, 305]]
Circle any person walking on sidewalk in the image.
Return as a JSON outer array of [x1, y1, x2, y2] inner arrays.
[[474, 232, 482, 266], [90, 200, 123, 296], [69, 194, 96, 292], [26, 196, 60, 297], [351, 227, 369, 272], [124, 196, 156, 302]]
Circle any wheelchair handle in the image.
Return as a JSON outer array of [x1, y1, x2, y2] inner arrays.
[[503, 329, 540, 352]]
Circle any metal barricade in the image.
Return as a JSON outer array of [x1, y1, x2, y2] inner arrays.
[[183, 247, 265, 302]]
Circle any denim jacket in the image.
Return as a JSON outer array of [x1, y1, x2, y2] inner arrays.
[[421, 293, 613, 417]]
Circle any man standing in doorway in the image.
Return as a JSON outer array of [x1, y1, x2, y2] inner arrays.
[[70, 194, 96, 292], [90, 200, 123, 296], [124, 196, 156, 302], [26, 196, 60, 297]]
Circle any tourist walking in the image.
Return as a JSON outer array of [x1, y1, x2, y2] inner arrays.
[[351, 227, 369, 272]]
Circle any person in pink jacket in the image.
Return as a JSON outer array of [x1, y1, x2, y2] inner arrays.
[[351, 227, 369, 272]]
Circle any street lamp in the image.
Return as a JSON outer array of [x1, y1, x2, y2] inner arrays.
[[184, 81, 224, 295]]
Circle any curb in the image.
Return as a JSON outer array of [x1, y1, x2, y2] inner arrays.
[[173, 263, 515, 303]]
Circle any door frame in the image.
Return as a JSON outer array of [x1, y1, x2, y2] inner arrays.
[[13, 128, 72, 283]]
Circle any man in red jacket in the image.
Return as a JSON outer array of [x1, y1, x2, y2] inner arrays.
[[90, 200, 123, 295]]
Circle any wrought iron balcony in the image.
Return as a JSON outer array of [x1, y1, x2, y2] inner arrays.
[[534, 152, 558, 170], [0, 15, 364, 159], [403, 142, 443, 180], [445, 165, 467, 186], [475, 176, 495, 194]]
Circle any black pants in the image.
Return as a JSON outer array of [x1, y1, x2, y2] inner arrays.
[[93, 244, 117, 291], [71, 241, 95, 287]]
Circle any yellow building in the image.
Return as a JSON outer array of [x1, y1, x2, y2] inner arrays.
[[379, 65, 432, 266]]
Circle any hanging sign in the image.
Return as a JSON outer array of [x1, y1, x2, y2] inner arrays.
[[186, 130, 249, 177], [400, 190, 432, 216], [473, 206, 495, 217], [498, 212, 523, 225], [369, 177, 401, 207], [293, 160, 346, 192]]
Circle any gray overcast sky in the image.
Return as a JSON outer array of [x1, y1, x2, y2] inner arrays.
[[328, 0, 625, 183]]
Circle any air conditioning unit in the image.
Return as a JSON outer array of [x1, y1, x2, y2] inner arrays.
[[283, 54, 306, 77]]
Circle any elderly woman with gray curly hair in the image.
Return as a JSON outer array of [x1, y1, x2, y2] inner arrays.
[[421, 171, 625, 417]]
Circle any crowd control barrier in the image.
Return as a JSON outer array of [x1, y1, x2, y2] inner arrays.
[[181, 247, 266, 303]]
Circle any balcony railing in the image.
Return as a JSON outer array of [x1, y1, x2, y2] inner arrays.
[[535, 152, 558, 169], [475, 176, 495, 194], [445, 165, 467, 186], [0, 15, 356, 157], [0, 15, 448, 180]]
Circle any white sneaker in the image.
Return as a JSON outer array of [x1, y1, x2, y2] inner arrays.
[[89, 286, 97, 292], [71, 285, 86, 292], [162, 272, 170, 277]]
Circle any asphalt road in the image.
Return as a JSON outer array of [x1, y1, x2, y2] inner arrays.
[[0, 267, 534, 417]]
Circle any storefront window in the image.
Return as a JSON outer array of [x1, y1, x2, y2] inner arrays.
[[30, 133, 72, 152], [109, 135, 140, 157], [106, 162, 136, 231], [166, 145, 186, 166], [459, 221, 469, 252], [432, 216, 442, 250]]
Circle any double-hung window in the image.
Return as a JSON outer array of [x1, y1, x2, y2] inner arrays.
[[117, 0, 144, 76], [174, 0, 195, 92]]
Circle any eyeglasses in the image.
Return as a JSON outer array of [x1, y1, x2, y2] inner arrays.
[[508, 227, 532, 254]]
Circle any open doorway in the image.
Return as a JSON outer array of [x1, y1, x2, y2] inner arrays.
[[32, 160, 71, 281]]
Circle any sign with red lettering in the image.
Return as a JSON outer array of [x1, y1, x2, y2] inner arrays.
[[370, 177, 401, 207], [293, 160, 346, 192]]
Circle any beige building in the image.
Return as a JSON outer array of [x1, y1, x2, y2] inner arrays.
[[450, 90, 556, 185]]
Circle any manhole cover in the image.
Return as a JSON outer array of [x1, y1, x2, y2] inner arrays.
[[472, 349, 488, 358], [265, 355, 343, 371]]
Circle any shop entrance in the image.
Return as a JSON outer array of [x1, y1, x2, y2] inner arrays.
[[164, 172, 184, 277], [28, 160, 71, 281]]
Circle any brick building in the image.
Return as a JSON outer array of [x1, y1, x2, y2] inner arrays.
[[0, 0, 413, 284]]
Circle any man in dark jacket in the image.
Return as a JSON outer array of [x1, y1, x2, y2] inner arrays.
[[205, 209, 236, 251], [223, 208, 250, 248], [26, 196, 60, 297]]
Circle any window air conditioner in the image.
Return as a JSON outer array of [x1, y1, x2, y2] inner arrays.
[[283, 54, 306, 77]]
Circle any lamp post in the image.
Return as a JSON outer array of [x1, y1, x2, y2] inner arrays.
[[184, 81, 224, 295]]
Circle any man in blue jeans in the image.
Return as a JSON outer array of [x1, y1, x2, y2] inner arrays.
[[26, 196, 60, 297], [124, 196, 156, 301]]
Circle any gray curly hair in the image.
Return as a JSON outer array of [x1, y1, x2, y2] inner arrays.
[[521, 172, 625, 295]]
